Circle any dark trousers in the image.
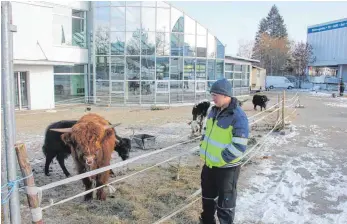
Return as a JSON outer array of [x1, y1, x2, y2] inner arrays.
[[200, 164, 241, 224]]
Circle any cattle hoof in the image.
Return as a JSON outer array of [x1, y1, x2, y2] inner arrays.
[[45, 173, 51, 176]]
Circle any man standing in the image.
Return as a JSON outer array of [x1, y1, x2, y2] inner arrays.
[[199, 78, 249, 224]]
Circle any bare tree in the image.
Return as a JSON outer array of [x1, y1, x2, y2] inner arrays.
[[257, 33, 290, 75], [237, 39, 254, 59], [291, 41, 316, 88]]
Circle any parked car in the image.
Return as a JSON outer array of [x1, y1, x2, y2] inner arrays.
[[266, 76, 295, 90]]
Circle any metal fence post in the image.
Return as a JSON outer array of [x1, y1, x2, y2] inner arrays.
[[1, 2, 21, 223]]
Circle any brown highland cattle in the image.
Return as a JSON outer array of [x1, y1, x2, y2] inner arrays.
[[50, 113, 120, 200]]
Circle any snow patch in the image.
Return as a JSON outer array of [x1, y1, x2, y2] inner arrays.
[[236, 124, 347, 224], [325, 102, 347, 108], [307, 139, 326, 148]]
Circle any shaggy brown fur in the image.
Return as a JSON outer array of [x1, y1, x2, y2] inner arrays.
[[61, 113, 116, 201]]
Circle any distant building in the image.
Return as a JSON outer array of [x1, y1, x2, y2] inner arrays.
[[307, 18, 347, 84], [251, 66, 266, 91], [224, 55, 259, 96]]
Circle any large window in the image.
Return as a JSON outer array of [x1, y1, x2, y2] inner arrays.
[[91, 3, 228, 104], [54, 65, 87, 103], [53, 7, 86, 48]]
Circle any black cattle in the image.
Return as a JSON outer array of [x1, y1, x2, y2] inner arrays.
[[188, 101, 212, 135], [192, 101, 211, 121], [42, 120, 131, 177], [252, 94, 270, 111]]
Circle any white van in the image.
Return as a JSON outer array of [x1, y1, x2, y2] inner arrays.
[[265, 76, 295, 89]]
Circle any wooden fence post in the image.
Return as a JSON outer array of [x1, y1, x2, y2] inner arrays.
[[282, 90, 285, 129], [15, 143, 43, 224], [277, 94, 280, 121]]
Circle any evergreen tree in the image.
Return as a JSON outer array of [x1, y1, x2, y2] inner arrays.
[[252, 5, 289, 75], [265, 5, 288, 38]]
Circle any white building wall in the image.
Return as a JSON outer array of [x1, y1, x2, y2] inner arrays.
[[14, 65, 54, 110], [11, 1, 89, 110], [12, 1, 88, 64], [307, 18, 347, 66]]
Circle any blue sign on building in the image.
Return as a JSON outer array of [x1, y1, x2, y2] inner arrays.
[[308, 19, 347, 34]]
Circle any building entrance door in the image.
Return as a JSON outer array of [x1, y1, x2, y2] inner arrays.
[[14, 72, 29, 109]]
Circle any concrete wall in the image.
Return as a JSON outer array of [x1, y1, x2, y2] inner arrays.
[[14, 65, 54, 110], [12, 1, 88, 64]]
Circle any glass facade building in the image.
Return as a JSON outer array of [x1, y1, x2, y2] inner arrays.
[[91, 1, 226, 105]]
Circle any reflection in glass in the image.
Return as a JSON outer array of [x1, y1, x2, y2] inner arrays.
[[225, 64, 233, 71], [96, 56, 109, 80], [111, 82, 124, 92], [126, 32, 140, 55], [142, 7, 155, 31], [110, 32, 125, 55], [207, 33, 216, 58], [127, 81, 140, 103], [126, 1, 141, 6], [234, 64, 242, 72], [184, 34, 195, 57], [54, 65, 85, 73], [157, 1, 170, 8], [234, 73, 242, 79], [157, 8, 170, 32], [141, 57, 155, 80], [126, 57, 140, 80], [95, 7, 110, 30], [196, 81, 207, 92], [110, 57, 124, 80], [225, 72, 233, 79], [111, 1, 125, 6], [196, 35, 207, 57], [170, 58, 183, 80], [156, 57, 169, 80], [126, 7, 141, 31], [196, 59, 206, 80], [184, 15, 196, 35], [234, 80, 242, 87], [242, 65, 250, 72], [54, 14, 87, 47], [141, 81, 155, 103], [111, 7, 125, 31], [156, 32, 170, 56], [171, 33, 184, 56], [95, 27, 109, 55], [207, 60, 215, 81], [54, 75, 85, 102], [170, 81, 183, 92], [184, 59, 195, 80], [141, 32, 155, 55], [228, 80, 233, 89], [72, 10, 86, 47], [216, 61, 224, 79], [242, 79, 249, 87], [142, 1, 156, 7], [197, 23, 206, 35], [171, 7, 184, 32], [156, 81, 169, 92], [216, 39, 225, 59], [95, 2, 109, 7], [96, 81, 109, 97]]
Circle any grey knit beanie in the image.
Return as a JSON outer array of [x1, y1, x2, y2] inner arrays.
[[210, 78, 233, 97]]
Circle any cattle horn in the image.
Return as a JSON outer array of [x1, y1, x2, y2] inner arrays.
[[104, 123, 121, 129], [50, 128, 73, 133]]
